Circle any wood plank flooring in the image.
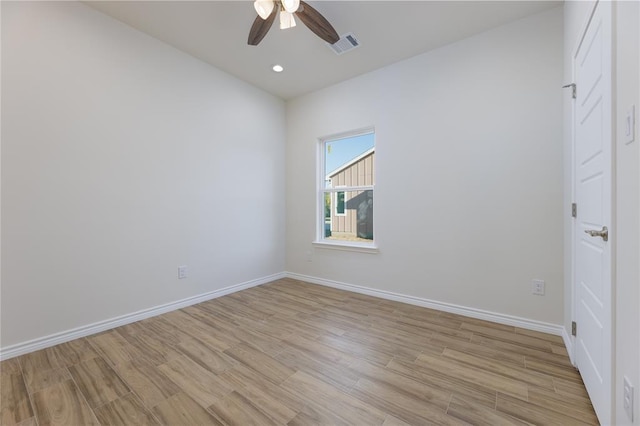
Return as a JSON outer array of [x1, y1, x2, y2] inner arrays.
[[0, 278, 598, 425]]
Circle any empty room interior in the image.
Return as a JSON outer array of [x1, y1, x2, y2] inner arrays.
[[1, 1, 639, 425]]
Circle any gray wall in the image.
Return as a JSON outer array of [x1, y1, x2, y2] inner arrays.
[[286, 8, 564, 325], [1, 2, 286, 349]]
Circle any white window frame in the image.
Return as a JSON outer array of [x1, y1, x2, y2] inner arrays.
[[314, 127, 378, 253]]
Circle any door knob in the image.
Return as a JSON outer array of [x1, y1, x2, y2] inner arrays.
[[584, 226, 608, 242]]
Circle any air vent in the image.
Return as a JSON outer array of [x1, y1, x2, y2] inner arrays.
[[328, 33, 360, 55]]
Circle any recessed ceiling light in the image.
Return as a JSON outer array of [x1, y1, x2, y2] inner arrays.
[[272, 64, 284, 73]]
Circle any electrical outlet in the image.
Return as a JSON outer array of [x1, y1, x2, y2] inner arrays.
[[532, 279, 545, 296], [178, 265, 188, 279], [624, 376, 634, 421]]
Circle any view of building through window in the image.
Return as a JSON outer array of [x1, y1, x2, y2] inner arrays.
[[322, 131, 375, 243]]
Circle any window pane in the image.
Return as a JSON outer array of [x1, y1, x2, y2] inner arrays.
[[336, 191, 345, 215], [325, 133, 375, 188], [323, 190, 373, 242]]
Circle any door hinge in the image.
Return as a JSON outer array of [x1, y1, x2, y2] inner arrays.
[[563, 83, 577, 99], [572, 321, 577, 336], [572, 203, 577, 218]]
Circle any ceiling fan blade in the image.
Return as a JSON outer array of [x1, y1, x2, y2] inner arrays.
[[295, 1, 339, 45], [248, 5, 278, 46]]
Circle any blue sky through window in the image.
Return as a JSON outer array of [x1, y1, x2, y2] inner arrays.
[[325, 132, 375, 176]]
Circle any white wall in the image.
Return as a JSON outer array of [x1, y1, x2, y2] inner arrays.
[[613, 1, 639, 424], [286, 8, 564, 325], [1, 2, 286, 351], [564, 1, 640, 424]]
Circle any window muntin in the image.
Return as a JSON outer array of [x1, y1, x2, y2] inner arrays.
[[319, 130, 375, 246]]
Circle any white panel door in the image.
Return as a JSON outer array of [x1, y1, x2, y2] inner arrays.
[[573, 1, 613, 424]]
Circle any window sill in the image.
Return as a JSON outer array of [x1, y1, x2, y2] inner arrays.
[[312, 240, 379, 254]]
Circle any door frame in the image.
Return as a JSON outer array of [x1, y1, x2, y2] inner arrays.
[[569, 0, 615, 423]]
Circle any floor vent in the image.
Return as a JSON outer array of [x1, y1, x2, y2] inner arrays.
[[328, 33, 360, 55]]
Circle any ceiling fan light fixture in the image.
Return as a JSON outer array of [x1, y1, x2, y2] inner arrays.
[[248, 0, 340, 46], [279, 10, 296, 29], [254, 0, 274, 20], [281, 0, 300, 14]]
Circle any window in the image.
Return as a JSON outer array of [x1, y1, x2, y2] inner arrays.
[[317, 129, 375, 249], [335, 190, 346, 216]]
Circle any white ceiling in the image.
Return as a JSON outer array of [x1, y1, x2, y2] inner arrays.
[[87, 1, 561, 100]]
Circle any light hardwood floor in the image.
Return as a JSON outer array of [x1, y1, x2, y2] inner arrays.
[[1, 278, 598, 425]]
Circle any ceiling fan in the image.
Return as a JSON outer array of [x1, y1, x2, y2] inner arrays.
[[248, 0, 340, 46]]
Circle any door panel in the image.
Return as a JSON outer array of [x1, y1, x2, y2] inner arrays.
[[573, 1, 613, 424]]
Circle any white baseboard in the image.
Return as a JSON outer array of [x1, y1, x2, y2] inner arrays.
[[562, 325, 576, 366], [286, 272, 565, 336], [0, 272, 285, 360]]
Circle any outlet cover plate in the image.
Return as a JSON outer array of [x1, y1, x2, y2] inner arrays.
[[178, 265, 188, 279], [624, 376, 634, 421], [532, 279, 545, 296]]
